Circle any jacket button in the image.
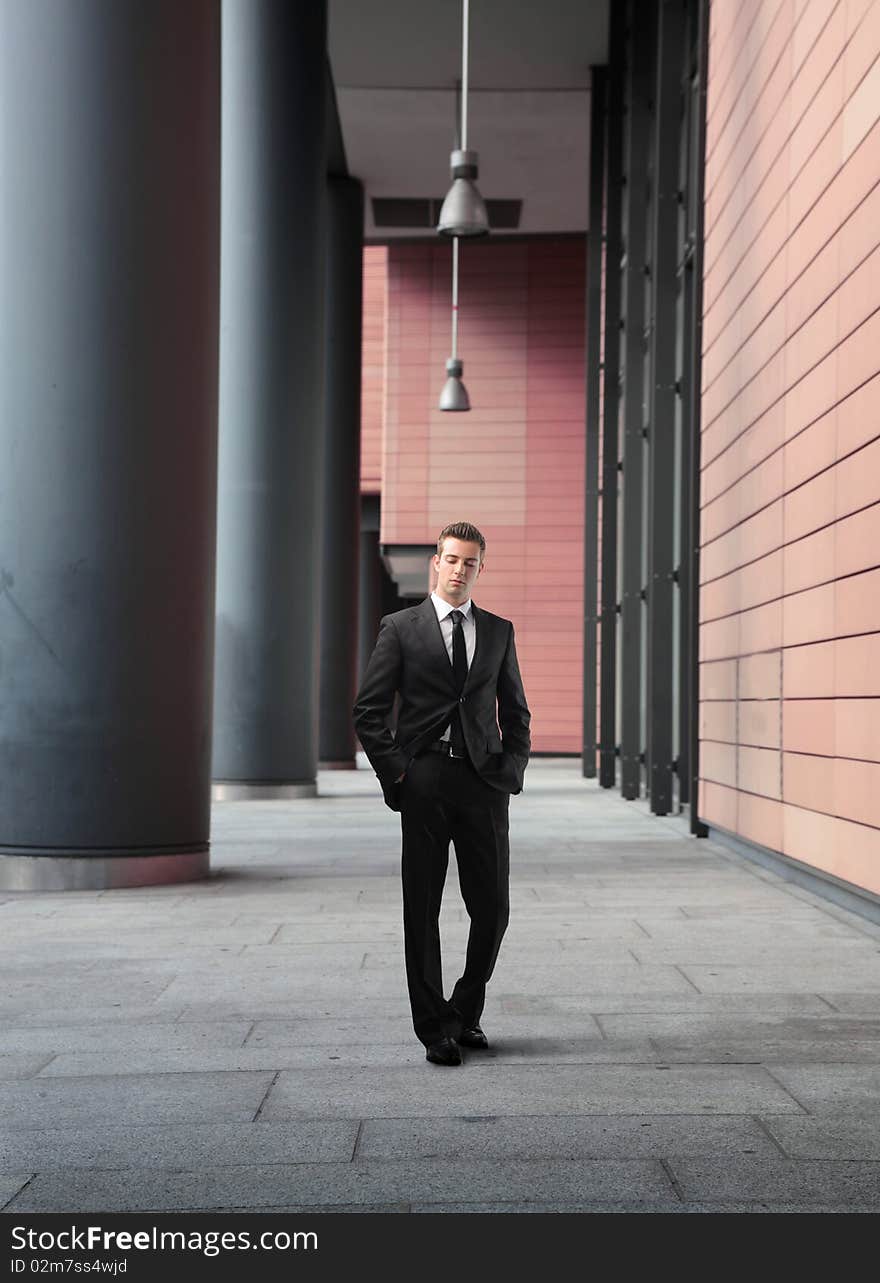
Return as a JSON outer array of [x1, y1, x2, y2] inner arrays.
[[459, 696, 465, 703]]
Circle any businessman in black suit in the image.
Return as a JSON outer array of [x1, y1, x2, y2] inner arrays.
[[354, 521, 531, 1065]]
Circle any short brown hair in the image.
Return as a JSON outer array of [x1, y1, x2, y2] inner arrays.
[[437, 521, 486, 559]]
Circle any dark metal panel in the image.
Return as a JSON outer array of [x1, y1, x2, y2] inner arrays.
[[599, 4, 626, 790], [583, 67, 607, 779], [619, 0, 656, 801], [687, 0, 711, 837], [646, 0, 686, 816]]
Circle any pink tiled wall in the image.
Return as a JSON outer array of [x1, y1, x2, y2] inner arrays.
[[369, 238, 586, 753], [699, 0, 880, 892], [360, 246, 387, 493]]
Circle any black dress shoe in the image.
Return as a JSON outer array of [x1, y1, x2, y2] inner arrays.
[[425, 1036, 462, 1066], [457, 1025, 489, 1050]]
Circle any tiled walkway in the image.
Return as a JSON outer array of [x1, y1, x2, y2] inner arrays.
[[3, 760, 880, 1213]]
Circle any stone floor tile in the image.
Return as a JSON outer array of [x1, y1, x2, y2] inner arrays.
[[5, 1159, 674, 1213], [0, 1121, 357, 1171], [0, 1072, 275, 1131]]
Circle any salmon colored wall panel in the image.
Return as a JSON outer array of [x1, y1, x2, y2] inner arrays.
[[700, 779, 740, 833], [835, 634, 880, 696], [782, 640, 836, 698], [783, 750, 835, 813], [783, 414, 836, 490], [700, 0, 880, 889], [782, 698, 836, 754], [781, 803, 841, 870], [738, 651, 783, 699], [836, 438, 880, 516], [836, 698, 880, 762], [701, 741, 738, 787], [360, 246, 388, 492], [738, 745, 782, 798], [783, 525, 835, 595], [739, 700, 782, 750], [701, 659, 738, 700], [738, 792, 784, 851], [374, 237, 585, 752], [700, 701, 738, 743]]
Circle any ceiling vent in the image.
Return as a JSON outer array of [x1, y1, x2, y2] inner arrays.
[[372, 197, 521, 230]]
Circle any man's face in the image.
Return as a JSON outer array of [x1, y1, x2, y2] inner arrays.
[[433, 537, 483, 605]]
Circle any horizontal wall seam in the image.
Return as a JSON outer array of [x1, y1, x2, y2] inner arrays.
[[697, 505, 880, 590], [698, 782, 880, 832], [702, 369, 880, 482], [700, 417, 880, 518], [701, 291, 880, 442], [700, 344, 880, 474], [699, 498, 880, 576], [704, 36, 880, 327], [704, 0, 789, 174], [701, 740, 880, 767], [699, 627, 880, 659], [702, 178, 880, 398], [703, 0, 826, 245]]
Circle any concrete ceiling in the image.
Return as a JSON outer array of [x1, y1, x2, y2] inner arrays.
[[328, 0, 610, 239]]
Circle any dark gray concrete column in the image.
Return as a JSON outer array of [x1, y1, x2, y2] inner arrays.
[[358, 496, 382, 689], [0, 1, 220, 891], [319, 177, 364, 769], [213, 0, 328, 800]]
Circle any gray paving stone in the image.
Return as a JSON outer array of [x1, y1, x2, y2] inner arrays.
[[0, 1055, 54, 1080], [667, 1157, 880, 1205], [765, 1064, 880, 1112], [599, 1013, 880, 1062], [0, 1121, 357, 1171], [261, 1063, 802, 1120], [0, 1174, 31, 1209], [248, 1018, 415, 1046], [679, 963, 880, 993], [38, 1037, 661, 1077], [0, 1072, 275, 1130], [822, 994, 880, 1014], [358, 1114, 778, 1161], [500, 992, 834, 1016], [2, 1005, 188, 1028], [4, 1021, 251, 1054], [5, 1159, 674, 1213], [407, 1201, 880, 1213], [761, 1117, 880, 1160]]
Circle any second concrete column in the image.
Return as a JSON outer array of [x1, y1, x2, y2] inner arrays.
[[213, 0, 328, 799]]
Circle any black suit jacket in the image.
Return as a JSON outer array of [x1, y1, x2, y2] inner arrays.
[[353, 597, 531, 811]]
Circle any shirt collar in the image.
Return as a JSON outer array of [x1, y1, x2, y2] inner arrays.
[[431, 591, 473, 622]]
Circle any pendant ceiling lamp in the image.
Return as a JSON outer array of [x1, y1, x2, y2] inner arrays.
[[438, 237, 470, 411], [437, 0, 489, 238]]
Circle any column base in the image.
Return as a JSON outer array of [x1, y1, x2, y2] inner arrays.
[[211, 782, 317, 801], [318, 759, 357, 770], [0, 851, 209, 892]]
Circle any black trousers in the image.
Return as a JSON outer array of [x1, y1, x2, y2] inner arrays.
[[400, 751, 510, 1046]]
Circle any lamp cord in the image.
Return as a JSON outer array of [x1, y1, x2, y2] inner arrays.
[[451, 237, 459, 359], [461, 0, 469, 151]]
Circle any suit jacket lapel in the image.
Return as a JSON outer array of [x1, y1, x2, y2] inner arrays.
[[462, 602, 491, 695], [412, 597, 458, 693]]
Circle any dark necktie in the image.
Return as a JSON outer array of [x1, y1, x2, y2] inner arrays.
[[450, 609, 468, 754]]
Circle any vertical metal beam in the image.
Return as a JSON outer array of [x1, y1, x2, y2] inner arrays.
[[687, 0, 710, 837], [598, 4, 626, 789], [677, 7, 697, 808], [583, 67, 606, 779], [619, 0, 656, 801], [646, 0, 686, 816]]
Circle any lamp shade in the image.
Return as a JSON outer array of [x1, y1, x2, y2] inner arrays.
[[438, 358, 470, 411], [437, 149, 489, 237]]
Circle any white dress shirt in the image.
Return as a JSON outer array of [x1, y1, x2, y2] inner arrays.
[[430, 591, 475, 743]]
